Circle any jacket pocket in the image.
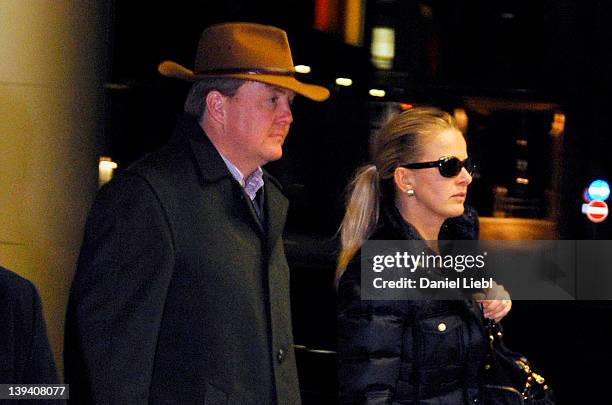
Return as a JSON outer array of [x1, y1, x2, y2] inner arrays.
[[416, 314, 465, 369], [204, 382, 228, 405]]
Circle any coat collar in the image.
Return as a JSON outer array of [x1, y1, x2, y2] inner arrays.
[[172, 114, 233, 184], [375, 196, 480, 241], [378, 199, 423, 240]]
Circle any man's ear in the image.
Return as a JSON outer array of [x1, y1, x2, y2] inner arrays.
[[205, 90, 226, 124], [393, 167, 415, 193]]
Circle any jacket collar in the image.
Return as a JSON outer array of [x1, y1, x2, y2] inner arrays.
[[375, 198, 423, 240], [376, 196, 479, 241], [172, 114, 233, 184]]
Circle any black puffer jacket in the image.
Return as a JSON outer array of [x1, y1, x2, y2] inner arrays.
[[337, 204, 488, 405]]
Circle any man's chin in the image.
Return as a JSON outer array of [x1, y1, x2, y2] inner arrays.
[[263, 149, 283, 164]]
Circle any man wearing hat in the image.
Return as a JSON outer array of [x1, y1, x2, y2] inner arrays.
[[65, 23, 329, 404]]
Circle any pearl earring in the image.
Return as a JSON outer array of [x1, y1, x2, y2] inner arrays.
[[405, 188, 415, 197]]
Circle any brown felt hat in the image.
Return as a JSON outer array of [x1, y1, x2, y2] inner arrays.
[[158, 22, 330, 102]]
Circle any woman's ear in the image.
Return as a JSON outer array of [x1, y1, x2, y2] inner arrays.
[[393, 167, 415, 194]]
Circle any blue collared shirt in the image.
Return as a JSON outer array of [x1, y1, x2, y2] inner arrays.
[[218, 153, 264, 201]]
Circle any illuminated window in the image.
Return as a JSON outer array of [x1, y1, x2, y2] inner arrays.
[[370, 27, 395, 70]]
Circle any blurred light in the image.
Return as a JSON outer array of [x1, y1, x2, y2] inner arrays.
[[400, 103, 413, 111], [335, 77, 353, 86], [344, 0, 365, 46], [587, 179, 610, 201], [419, 3, 433, 18], [369, 89, 385, 97], [370, 26, 395, 69], [294, 65, 311, 74], [516, 139, 528, 147], [550, 113, 565, 137], [516, 159, 528, 171], [453, 108, 468, 133], [104, 83, 130, 90], [516, 177, 529, 185], [314, 0, 331, 31], [99, 158, 117, 171], [99, 156, 118, 187]]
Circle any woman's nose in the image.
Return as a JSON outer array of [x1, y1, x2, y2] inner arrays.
[[458, 167, 473, 185]]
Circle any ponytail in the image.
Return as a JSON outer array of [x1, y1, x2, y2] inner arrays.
[[336, 164, 381, 282]]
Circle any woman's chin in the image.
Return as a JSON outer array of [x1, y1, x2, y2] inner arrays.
[[446, 203, 466, 218]]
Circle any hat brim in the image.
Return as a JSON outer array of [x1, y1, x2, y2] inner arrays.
[[159, 60, 330, 102]]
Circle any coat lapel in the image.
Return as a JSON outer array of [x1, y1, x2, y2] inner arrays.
[[263, 178, 288, 252], [180, 118, 232, 185], [242, 187, 265, 236]]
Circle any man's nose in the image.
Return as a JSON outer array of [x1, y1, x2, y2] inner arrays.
[[278, 99, 293, 124]]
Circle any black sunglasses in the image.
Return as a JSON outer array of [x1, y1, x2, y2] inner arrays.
[[400, 156, 475, 178]]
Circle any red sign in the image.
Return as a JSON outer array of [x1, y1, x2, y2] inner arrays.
[[586, 200, 608, 223]]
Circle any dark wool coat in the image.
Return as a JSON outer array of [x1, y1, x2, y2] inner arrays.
[[65, 115, 300, 404], [0, 266, 60, 404], [337, 203, 488, 405]]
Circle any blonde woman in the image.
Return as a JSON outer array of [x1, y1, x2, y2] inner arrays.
[[336, 107, 511, 404]]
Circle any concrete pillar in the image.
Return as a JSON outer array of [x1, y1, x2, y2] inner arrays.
[[0, 1, 109, 376]]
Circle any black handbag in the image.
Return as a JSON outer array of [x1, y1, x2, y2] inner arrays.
[[482, 319, 555, 405]]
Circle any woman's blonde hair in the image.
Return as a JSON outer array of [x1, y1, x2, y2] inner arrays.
[[336, 106, 459, 280]]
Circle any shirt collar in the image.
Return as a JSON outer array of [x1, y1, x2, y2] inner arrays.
[[218, 152, 264, 200]]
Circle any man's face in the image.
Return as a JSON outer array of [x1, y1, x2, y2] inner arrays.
[[222, 81, 294, 174]]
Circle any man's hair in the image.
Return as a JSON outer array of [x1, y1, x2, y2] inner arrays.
[[184, 78, 246, 119]]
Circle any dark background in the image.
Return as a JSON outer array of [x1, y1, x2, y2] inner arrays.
[[102, 1, 612, 403]]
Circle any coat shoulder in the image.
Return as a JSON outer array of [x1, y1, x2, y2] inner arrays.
[[127, 138, 194, 184], [0, 267, 36, 306]]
